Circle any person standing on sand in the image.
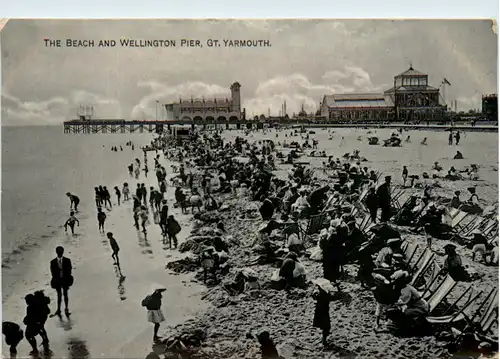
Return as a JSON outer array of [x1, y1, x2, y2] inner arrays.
[[141, 184, 148, 206], [455, 131, 461, 145], [159, 200, 168, 238], [448, 131, 453, 145], [139, 205, 149, 233], [128, 164, 134, 176], [376, 176, 392, 222], [312, 278, 334, 347], [141, 288, 166, 342], [64, 211, 80, 235], [2, 321, 24, 356], [50, 246, 73, 317], [402, 166, 408, 187], [102, 186, 112, 208], [66, 192, 80, 212], [122, 182, 130, 201], [97, 207, 107, 233], [95, 187, 102, 208], [107, 232, 120, 266], [166, 214, 181, 248], [114, 186, 121, 206]]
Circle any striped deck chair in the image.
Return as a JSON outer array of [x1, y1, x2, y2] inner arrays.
[[305, 213, 329, 235], [483, 219, 499, 243], [410, 247, 435, 286], [359, 214, 374, 232], [460, 215, 489, 237], [358, 185, 370, 204], [451, 288, 498, 341], [450, 211, 472, 235], [402, 241, 419, 265], [423, 274, 457, 313], [389, 186, 405, 209], [418, 260, 442, 295], [427, 286, 482, 324]]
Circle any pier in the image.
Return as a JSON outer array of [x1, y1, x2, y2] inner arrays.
[[63, 119, 498, 134]]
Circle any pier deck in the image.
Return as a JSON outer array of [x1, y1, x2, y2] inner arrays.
[[63, 119, 498, 134]]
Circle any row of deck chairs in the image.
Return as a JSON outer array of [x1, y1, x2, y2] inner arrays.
[[401, 241, 499, 338]]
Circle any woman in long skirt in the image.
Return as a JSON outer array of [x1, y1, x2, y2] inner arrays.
[[142, 288, 166, 342]]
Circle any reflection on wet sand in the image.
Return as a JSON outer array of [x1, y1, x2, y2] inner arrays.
[[114, 265, 127, 301], [66, 338, 90, 359]]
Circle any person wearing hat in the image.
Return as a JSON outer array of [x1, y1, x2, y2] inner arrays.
[[256, 331, 282, 359], [312, 278, 335, 346], [307, 185, 330, 215], [141, 286, 166, 342], [159, 199, 169, 238], [65, 192, 80, 212], [389, 271, 429, 332], [376, 176, 392, 222], [363, 186, 378, 224], [450, 191, 461, 208], [470, 229, 488, 263], [375, 238, 402, 268], [466, 187, 480, 206], [372, 268, 409, 329], [442, 244, 470, 282], [344, 216, 366, 262], [320, 222, 343, 288]]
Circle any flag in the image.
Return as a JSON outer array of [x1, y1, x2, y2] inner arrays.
[[443, 78, 451, 86]]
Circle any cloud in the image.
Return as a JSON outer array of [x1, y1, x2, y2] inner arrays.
[[1, 20, 495, 125], [131, 81, 230, 120], [2, 90, 122, 125]]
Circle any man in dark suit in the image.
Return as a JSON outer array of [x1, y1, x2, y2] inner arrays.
[[50, 246, 73, 316], [376, 176, 392, 222]]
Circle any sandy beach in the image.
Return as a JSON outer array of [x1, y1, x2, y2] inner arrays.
[[157, 127, 498, 359], [2, 126, 498, 359]]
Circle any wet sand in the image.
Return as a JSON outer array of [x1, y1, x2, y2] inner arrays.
[[2, 149, 207, 358]]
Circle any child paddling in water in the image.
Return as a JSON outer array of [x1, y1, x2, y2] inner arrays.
[[97, 207, 107, 233], [107, 232, 120, 266], [64, 211, 80, 235]]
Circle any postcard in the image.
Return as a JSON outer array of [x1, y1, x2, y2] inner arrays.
[[1, 19, 498, 359]]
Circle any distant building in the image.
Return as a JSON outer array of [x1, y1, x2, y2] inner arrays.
[[165, 82, 245, 122], [320, 66, 446, 122], [482, 94, 498, 121]]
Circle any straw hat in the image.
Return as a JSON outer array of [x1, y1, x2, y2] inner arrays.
[[312, 278, 335, 294], [387, 238, 402, 245], [241, 268, 258, 279], [390, 270, 409, 281], [393, 253, 404, 261]]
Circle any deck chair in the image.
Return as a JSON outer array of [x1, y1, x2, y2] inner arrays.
[[450, 211, 472, 235], [422, 274, 457, 313], [358, 185, 370, 204], [451, 288, 498, 342], [391, 187, 406, 210], [460, 216, 488, 237], [427, 286, 482, 324], [402, 241, 418, 265], [418, 260, 441, 295], [358, 213, 373, 232], [410, 248, 435, 285], [305, 213, 328, 235]]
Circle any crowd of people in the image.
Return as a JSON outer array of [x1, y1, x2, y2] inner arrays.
[[3, 127, 498, 359]]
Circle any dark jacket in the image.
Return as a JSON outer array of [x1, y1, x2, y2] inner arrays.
[[50, 256, 73, 289]]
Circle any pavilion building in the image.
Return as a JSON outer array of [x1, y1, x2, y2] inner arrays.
[[165, 82, 245, 122], [320, 67, 446, 122]]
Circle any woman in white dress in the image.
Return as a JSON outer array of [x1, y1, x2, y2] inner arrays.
[[142, 287, 166, 342]]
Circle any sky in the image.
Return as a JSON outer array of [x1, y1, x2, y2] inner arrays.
[[1, 19, 497, 126]]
